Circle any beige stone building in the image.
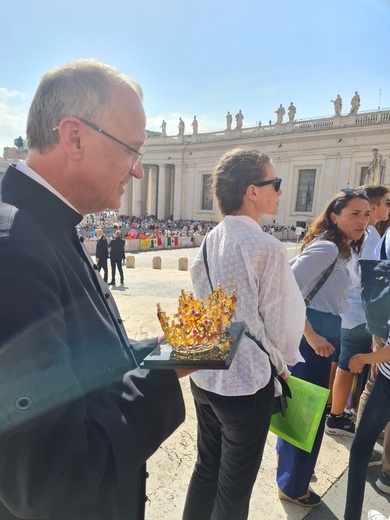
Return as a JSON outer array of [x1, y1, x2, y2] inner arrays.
[[126, 109, 390, 227], [2, 109, 390, 228]]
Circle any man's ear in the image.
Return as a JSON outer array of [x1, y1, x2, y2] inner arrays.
[[56, 118, 84, 160]]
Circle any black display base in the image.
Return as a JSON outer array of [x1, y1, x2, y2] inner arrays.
[[140, 322, 245, 370]]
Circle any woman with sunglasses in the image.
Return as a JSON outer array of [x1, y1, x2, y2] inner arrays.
[[276, 189, 370, 507], [183, 147, 306, 520]]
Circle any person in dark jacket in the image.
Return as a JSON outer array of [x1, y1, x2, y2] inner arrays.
[[0, 58, 187, 520], [108, 230, 125, 285], [95, 228, 109, 282]]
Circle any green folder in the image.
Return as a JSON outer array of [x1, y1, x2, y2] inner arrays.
[[269, 376, 330, 453]]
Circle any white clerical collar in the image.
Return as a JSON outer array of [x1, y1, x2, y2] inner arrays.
[[16, 160, 80, 213]]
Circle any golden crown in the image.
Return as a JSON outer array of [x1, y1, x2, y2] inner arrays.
[[157, 283, 237, 355]]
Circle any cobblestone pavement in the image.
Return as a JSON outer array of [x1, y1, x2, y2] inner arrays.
[[108, 245, 388, 520]]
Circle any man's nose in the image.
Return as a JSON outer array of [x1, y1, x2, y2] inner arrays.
[[131, 162, 144, 180]]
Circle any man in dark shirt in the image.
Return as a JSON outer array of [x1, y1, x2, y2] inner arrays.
[[108, 229, 125, 285], [95, 228, 109, 282], [0, 58, 187, 520]]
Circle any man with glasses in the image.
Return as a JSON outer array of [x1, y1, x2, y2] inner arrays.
[[0, 59, 186, 520]]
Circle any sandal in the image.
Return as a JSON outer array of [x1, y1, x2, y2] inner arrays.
[[278, 488, 321, 507]]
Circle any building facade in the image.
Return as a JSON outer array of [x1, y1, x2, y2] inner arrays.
[[2, 109, 390, 228], [123, 109, 390, 227]]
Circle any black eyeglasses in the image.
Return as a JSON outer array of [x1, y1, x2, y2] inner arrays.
[[53, 117, 144, 168], [341, 188, 367, 196], [252, 177, 282, 192]]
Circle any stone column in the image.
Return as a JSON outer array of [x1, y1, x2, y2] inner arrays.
[[119, 182, 129, 215], [173, 163, 182, 220], [157, 164, 166, 219], [132, 176, 142, 216], [146, 167, 153, 215]]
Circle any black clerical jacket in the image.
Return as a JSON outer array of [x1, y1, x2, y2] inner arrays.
[[0, 166, 185, 520]]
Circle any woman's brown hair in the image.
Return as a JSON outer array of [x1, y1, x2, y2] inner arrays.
[[213, 147, 271, 216], [301, 190, 369, 260]]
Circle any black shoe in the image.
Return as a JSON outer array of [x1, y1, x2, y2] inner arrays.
[[278, 489, 321, 507], [325, 413, 355, 437], [120, 280, 124, 285], [108, 281, 116, 286]]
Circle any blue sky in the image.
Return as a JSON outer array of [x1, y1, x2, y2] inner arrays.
[[1, 0, 390, 152]]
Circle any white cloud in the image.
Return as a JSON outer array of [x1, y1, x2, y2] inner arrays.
[[0, 88, 26, 101], [0, 88, 28, 155]]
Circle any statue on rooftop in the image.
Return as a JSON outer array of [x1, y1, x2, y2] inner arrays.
[[275, 104, 285, 124], [178, 117, 185, 136], [191, 116, 198, 134], [288, 102, 296, 122], [226, 111, 232, 130], [330, 94, 342, 116], [161, 120, 167, 136], [235, 110, 244, 129], [349, 91, 361, 115]]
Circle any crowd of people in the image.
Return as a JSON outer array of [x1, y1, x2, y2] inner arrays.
[[1, 58, 390, 520], [78, 213, 218, 241]]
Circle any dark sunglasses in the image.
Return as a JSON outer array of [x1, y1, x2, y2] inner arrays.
[[341, 188, 367, 196], [252, 177, 282, 192]]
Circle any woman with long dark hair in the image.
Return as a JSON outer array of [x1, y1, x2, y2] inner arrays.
[[276, 189, 370, 507]]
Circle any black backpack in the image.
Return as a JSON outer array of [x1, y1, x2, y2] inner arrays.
[[359, 237, 390, 339]]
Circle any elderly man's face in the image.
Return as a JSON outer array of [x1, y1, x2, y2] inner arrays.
[[81, 85, 146, 214]]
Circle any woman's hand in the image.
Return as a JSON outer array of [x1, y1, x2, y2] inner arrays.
[[304, 327, 335, 357]]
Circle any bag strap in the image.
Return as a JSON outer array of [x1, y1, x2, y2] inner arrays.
[[202, 234, 213, 292], [304, 257, 337, 307]]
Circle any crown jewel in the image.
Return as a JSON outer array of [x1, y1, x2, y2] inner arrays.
[[157, 283, 237, 355]]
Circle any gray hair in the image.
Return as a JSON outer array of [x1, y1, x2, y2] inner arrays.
[[26, 58, 143, 153]]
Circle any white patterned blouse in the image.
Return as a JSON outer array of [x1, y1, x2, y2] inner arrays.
[[190, 215, 306, 397]]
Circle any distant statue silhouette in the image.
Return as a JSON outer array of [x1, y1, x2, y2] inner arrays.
[[235, 110, 244, 129], [275, 104, 285, 124], [226, 111, 232, 130], [349, 91, 361, 115], [330, 95, 342, 116]]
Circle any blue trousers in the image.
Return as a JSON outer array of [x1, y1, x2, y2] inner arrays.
[[345, 371, 390, 519], [276, 309, 341, 498], [183, 376, 274, 520]]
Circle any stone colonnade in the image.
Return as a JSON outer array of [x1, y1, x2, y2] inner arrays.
[[120, 163, 183, 219]]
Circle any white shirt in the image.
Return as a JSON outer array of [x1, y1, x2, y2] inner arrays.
[[190, 215, 306, 397], [375, 228, 390, 260], [341, 226, 380, 329]]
